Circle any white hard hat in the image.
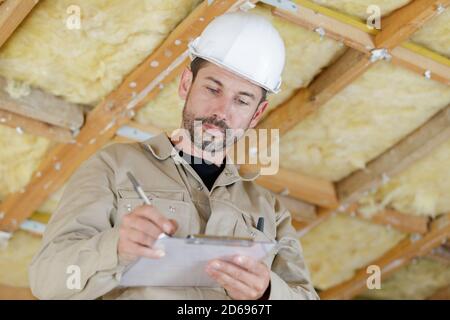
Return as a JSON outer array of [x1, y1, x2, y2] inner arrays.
[[188, 11, 285, 94]]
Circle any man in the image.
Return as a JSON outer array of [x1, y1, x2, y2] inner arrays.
[[29, 11, 318, 300]]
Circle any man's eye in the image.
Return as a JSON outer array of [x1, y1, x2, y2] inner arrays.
[[238, 99, 249, 106], [207, 87, 219, 94]]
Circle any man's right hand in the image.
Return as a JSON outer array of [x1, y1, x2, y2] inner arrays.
[[118, 205, 178, 264]]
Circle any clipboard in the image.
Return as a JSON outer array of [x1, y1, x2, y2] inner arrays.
[[119, 234, 277, 288]]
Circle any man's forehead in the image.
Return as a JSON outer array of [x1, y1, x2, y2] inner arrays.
[[197, 62, 261, 94]]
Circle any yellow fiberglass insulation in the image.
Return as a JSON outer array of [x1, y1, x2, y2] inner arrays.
[[309, 0, 411, 20], [301, 214, 406, 290], [359, 258, 450, 300], [0, 126, 51, 200], [279, 61, 450, 182], [0, 231, 42, 287], [136, 76, 184, 133], [358, 139, 450, 218], [0, 0, 201, 106], [136, 4, 346, 132], [411, 8, 450, 58]]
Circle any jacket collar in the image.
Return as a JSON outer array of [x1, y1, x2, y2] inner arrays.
[[140, 133, 260, 183], [141, 132, 175, 161]]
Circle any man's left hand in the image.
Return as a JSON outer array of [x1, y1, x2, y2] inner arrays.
[[205, 255, 270, 300]]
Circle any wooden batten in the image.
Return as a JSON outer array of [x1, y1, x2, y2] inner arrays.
[[0, 77, 84, 130], [0, 109, 74, 142]]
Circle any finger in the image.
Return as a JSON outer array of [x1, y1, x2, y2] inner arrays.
[[168, 219, 179, 236], [127, 216, 164, 238], [125, 241, 165, 259], [232, 255, 269, 275], [134, 205, 177, 234], [205, 266, 259, 300], [126, 229, 157, 248], [208, 260, 261, 288]]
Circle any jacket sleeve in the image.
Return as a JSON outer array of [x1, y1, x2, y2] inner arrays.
[[29, 148, 126, 300], [267, 195, 319, 300]]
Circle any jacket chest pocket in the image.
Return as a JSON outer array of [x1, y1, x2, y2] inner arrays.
[[234, 213, 276, 243], [117, 188, 191, 237], [208, 200, 277, 242], [232, 212, 278, 268]]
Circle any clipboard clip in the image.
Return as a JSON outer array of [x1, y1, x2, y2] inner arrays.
[[186, 234, 254, 247]]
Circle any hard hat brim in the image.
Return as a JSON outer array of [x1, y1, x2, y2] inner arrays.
[[188, 42, 281, 95]]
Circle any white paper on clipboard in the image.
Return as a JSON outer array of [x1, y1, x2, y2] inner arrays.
[[119, 235, 276, 287]]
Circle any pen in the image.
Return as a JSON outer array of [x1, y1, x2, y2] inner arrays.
[[127, 172, 170, 241], [126, 171, 152, 205], [256, 217, 264, 233]]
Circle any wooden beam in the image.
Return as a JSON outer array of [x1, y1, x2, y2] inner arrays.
[[0, 0, 256, 231], [272, 3, 375, 53], [275, 194, 316, 222], [0, 0, 253, 232], [319, 213, 450, 300], [257, 48, 371, 135], [275, 0, 444, 122], [242, 166, 339, 208], [337, 105, 450, 205], [0, 109, 74, 142], [374, 0, 450, 50], [0, 0, 38, 48], [0, 77, 84, 130], [294, 207, 336, 237], [293, 204, 430, 236], [259, 0, 450, 239], [273, 1, 450, 85], [392, 44, 450, 86], [357, 208, 429, 235]]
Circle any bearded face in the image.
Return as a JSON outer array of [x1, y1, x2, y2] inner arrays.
[[181, 107, 244, 153], [177, 62, 268, 157]]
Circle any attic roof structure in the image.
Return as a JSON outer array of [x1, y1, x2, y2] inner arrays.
[[0, 0, 449, 299]]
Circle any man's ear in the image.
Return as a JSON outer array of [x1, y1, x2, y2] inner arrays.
[[179, 67, 193, 100], [248, 100, 269, 129]]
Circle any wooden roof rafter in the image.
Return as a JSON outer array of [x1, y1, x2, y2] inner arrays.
[[0, 0, 39, 48], [0, 0, 258, 232], [319, 213, 450, 300], [298, 104, 450, 299], [247, 0, 449, 222], [293, 104, 450, 236], [272, 0, 450, 85], [256, 48, 371, 135], [285, 105, 450, 296], [242, 165, 338, 208], [293, 205, 430, 237], [337, 105, 450, 206], [262, 0, 447, 135], [1, 0, 444, 221]]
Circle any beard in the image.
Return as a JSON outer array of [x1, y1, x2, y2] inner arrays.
[[182, 109, 228, 153], [182, 103, 244, 154]]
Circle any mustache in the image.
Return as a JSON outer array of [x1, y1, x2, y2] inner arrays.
[[195, 117, 229, 131]]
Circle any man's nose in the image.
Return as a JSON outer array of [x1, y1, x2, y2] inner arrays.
[[210, 95, 231, 122]]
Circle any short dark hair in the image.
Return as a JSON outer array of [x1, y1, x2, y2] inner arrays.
[[190, 57, 267, 104]]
